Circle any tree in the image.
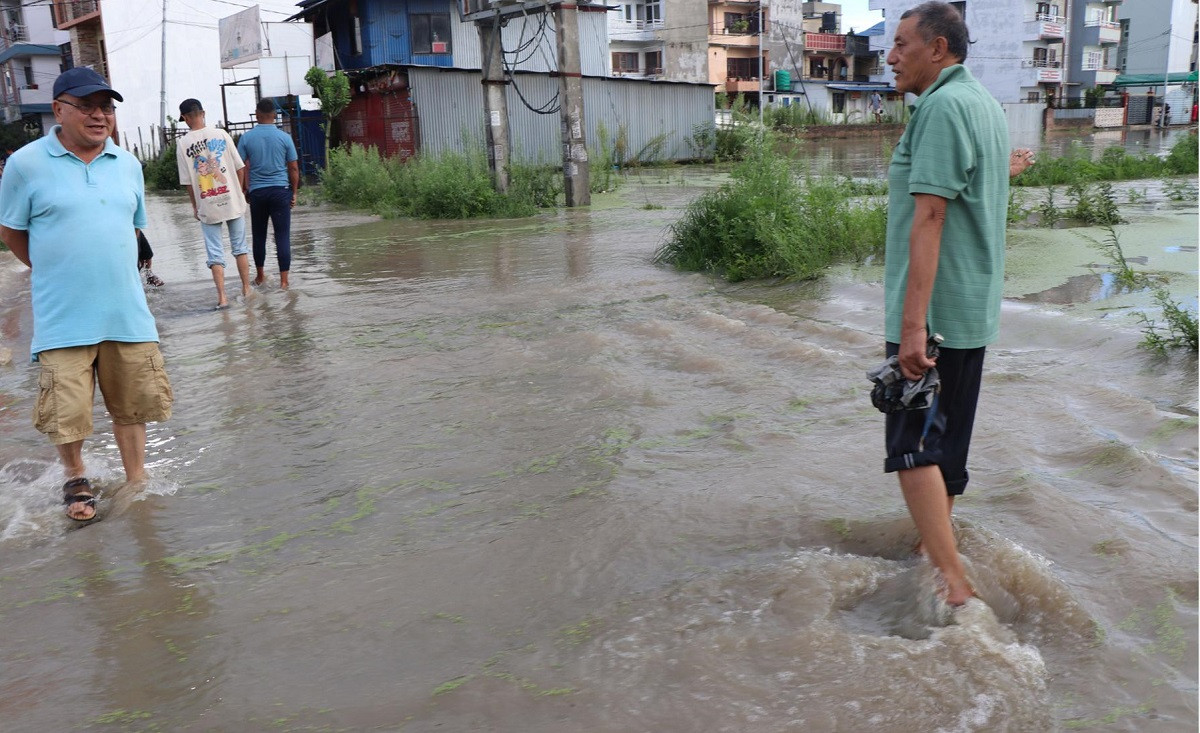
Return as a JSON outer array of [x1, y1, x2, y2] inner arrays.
[[304, 66, 351, 167]]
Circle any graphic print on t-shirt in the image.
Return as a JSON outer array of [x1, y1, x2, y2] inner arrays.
[[176, 127, 247, 224], [188, 137, 230, 199]]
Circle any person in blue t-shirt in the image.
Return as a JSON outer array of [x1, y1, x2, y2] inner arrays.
[[237, 99, 299, 290], [0, 68, 173, 521]]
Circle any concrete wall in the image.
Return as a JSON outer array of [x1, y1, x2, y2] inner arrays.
[[1094, 106, 1124, 127], [661, 0, 709, 82]]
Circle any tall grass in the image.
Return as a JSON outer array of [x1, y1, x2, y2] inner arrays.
[[321, 144, 559, 219], [654, 134, 885, 282], [1014, 133, 1198, 187]]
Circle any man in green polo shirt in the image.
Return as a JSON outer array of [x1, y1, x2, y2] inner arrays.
[[882, 2, 1033, 606]]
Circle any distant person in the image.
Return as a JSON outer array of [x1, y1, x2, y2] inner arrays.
[[0, 67, 173, 521], [237, 99, 299, 290], [1159, 102, 1170, 128], [869, 91, 884, 122], [880, 2, 1032, 606], [137, 229, 164, 287], [176, 98, 251, 309]]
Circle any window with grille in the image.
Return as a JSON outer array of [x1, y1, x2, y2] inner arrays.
[[412, 13, 452, 54]]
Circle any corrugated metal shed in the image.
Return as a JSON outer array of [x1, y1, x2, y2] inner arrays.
[[408, 67, 715, 163], [450, 8, 609, 77]]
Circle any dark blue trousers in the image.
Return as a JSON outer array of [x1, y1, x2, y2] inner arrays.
[[248, 186, 292, 272]]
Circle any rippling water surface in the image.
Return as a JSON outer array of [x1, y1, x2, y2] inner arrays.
[[0, 135, 1195, 732]]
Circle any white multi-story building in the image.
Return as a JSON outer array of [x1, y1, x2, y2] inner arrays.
[[0, 0, 68, 133], [608, 0, 666, 78], [867, 0, 1076, 105]]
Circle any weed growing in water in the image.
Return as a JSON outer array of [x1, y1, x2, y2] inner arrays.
[[1088, 225, 1197, 353], [1066, 181, 1125, 225], [654, 133, 885, 281], [1014, 133, 1198, 187], [321, 144, 557, 219], [1162, 178, 1198, 202], [1008, 187, 1031, 225], [1037, 186, 1061, 227]]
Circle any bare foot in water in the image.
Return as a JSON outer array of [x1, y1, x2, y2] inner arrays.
[[943, 576, 977, 607]]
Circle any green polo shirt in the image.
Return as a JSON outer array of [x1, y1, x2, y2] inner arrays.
[[884, 64, 1010, 349]]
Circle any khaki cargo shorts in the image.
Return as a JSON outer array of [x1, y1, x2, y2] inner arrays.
[[34, 341, 173, 445]]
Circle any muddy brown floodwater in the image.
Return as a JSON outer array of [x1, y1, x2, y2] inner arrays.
[[0, 131, 1195, 732]]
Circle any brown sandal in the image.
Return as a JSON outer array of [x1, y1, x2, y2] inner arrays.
[[62, 477, 97, 521]]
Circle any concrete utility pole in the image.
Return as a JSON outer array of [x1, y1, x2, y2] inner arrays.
[[553, 2, 590, 207], [159, 0, 167, 148], [478, 16, 511, 192]]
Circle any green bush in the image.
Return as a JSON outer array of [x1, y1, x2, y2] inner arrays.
[[654, 135, 885, 282], [142, 143, 180, 192], [1164, 132, 1198, 175], [321, 143, 552, 219], [1014, 136, 1197, 187], [321, 143, 398, 211]]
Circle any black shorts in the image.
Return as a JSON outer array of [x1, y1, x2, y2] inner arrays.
[[883, 342, 986, 496]]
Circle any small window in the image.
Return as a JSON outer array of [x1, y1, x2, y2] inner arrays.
[[832, 91, 846, 113], [727, 57, 758, 79], [412, 13, 452, 54], [612, 52, 638, 74], [644, 50, 662, 75], [949, 1, 965, 18], [351, 15, 362, 56]]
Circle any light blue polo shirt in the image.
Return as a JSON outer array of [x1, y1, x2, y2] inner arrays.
[[237, 123, 297, 191], [0, 127, 157, 357]]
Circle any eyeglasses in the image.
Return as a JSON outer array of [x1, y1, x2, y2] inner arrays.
[[57, 98, 116, 116]]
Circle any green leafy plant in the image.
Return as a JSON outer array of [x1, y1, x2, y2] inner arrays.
[[654, 132, 885, 282], [1089, 225, 1197, 353], [305, 66, 351, 165]]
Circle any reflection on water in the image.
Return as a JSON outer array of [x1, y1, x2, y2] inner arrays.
[[0, 140, 1195, 733]]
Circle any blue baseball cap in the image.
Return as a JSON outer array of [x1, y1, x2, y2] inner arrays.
[[52, 67, 123, 102]]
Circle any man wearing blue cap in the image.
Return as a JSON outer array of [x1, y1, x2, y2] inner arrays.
[[0, 67, 173, 521]]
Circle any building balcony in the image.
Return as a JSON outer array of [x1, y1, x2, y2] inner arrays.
[[1079, 67, 1118, 84], [16, 85, 51, 106], [725, 77, 761, 93], [805, 32, 845, 52], [51, 0, 100, 30], [710, 23, 762, 46], [608, 17, 664, 43], [613, 66, 663, 79], [1025, 16, 1066, 39], [1080, 20, 1121, 45], [1020, 58, 1064, 84], [3, 23, 27, 44]]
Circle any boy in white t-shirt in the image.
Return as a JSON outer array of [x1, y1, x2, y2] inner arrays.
[[175, 98, 251, 309]]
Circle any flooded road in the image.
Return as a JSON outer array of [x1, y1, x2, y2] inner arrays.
[[0, 137, 1196, 732]]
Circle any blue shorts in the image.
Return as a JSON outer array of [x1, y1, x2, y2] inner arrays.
[[200, 217, 248, 268], [883, 342, 986, 496]]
